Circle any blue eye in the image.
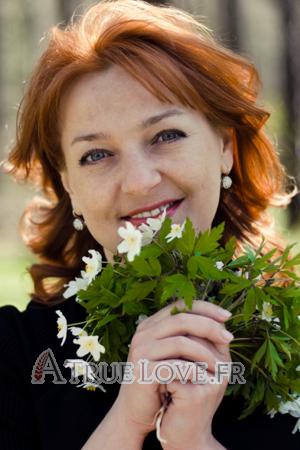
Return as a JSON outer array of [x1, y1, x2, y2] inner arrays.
[[78, 129, 186, 166], [79, 149, 111, 166], [154, 129, 186, 144]]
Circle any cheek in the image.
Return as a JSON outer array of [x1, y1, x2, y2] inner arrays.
[[68, 172, 109, 213]]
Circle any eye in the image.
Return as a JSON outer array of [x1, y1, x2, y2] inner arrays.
[[79, 149, 112, 166], [153, 129, 187, 145]]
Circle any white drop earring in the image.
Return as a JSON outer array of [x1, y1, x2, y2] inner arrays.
[[222, 174, 232, 189], [72, 211, 85, 231]]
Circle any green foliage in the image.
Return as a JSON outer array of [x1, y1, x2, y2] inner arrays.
[[74, 217, 300, 420]]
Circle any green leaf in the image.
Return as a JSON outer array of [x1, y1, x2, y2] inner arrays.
[[194, 222, 224, 255], [220, 279, 251, 295], [283, 306, 290, 329], [179, 279, 196, 309], [122, 302, 149, 315], [243, 289, 256, 321], [161, 274, 196, 309], [283, 251, 300, 269], [272, 338, 291, 360], [245, 245, 256, 262], [130, 258, 152, 276], [114, 318, 127, 336], [196, 256, 228, 280], [120, 280, 156, 303], [161, 282, 178, 303], [253, 248, 277, 270], [157, 216, 173, 243], [176, 217, 196, 255], [140, 244, 163, 259], [251, 340, 267, 371], [130, 257, 161, 277], [79, 286, 120, 308], [99, 264, 114, 288], [96, 313, 119, 329], [227, 256, 250, 268], [187, 256, 198, 278], [148, 258, 161, 276]]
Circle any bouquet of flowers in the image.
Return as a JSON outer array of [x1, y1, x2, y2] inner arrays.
[[56, 211, 300, 434]]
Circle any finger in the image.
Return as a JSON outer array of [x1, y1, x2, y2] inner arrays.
[[151, 313, 234, 345], [142, 359, 213, 385], [144, 335, 219, 372], [186, 335, 231, 362], [137, 299, 231, 331], [161, 374, 227, 401]]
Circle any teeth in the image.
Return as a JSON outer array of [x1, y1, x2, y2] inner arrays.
[[131, 202, 174, 219]]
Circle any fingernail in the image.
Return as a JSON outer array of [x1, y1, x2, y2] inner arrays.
[[219, 308, 232, 319], [222, 329, 234, 342]]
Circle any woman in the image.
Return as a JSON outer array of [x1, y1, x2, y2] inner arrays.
[[1, 0, 298, 449]]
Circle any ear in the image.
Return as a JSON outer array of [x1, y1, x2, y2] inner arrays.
[[60, 170, 72, 194], [60, 170, 82, 215], [220, 130, 234, 174]]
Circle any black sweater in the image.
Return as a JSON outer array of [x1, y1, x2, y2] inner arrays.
[[0, 298, 299, 450]]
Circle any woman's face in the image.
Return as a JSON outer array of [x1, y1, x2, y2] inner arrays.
[[60, 65, 233, 262]]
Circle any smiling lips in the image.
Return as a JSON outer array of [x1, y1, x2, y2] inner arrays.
[[121, 198, 184, 226]]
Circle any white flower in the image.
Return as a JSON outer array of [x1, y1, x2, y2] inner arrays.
[[137, 208, 167, 246], [64, 358, 93, 378], [268, 408, 277, 419], [63, 250, 102, 299], [279, 396, 300, 418], [135, 314, 148, 326], [81, 249, 103, 283], [261, 302, 273, 322], [268, 395, 300, 433], [165, 221, 186, 243], [296, 365, 300, 372], [138, 223, 155, 246], [215, 261, 224, 271], [292, 418, 300, 434], [145, 208, 167, 233], [235, 269, 242, 277], [63, 277, 90, 299], [74, 335, 106, 362], [77, 381, 106, 393], [56, 310, 67, 346], [117, 221, 143, 262], [272, 317, 281, 330], [70, 327, 88, 337]]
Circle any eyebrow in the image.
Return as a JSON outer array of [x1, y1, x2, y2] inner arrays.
[[71, 108, 185, 146]]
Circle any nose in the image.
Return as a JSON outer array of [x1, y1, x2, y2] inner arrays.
[[120, 153, 162, 195]]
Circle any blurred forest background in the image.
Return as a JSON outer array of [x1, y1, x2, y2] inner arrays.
[[0, 0, 299, 310]]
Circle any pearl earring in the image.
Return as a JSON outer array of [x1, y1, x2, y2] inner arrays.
[[222, 174, 232, 189], [72, 211, 85, 231]]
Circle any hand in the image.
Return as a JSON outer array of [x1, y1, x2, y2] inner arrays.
[[114, 299, 233, 445]]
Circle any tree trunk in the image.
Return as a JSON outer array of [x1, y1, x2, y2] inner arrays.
[[57, 0, 78, 22], [220, 0, 242, 52], [277, 0, 300, 225]]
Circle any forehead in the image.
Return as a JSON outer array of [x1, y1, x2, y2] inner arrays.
[[60, 64, 182, 128]]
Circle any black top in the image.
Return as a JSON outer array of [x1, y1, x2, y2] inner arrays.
[[0, 298, 299, 450]]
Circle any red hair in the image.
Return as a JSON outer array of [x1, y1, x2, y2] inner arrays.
[[4, 0, 295, 303]]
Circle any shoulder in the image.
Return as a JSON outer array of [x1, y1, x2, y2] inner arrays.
[[0, 298, 86, 371], [0, 305, 25, 364]]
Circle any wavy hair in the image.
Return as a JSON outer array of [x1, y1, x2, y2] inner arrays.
[[4, 0, 295, 303]]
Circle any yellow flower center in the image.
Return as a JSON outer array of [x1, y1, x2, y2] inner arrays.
[[265, 304, 273, 316], [85, 263, 93, 273], [86, 385, 96, 391]]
